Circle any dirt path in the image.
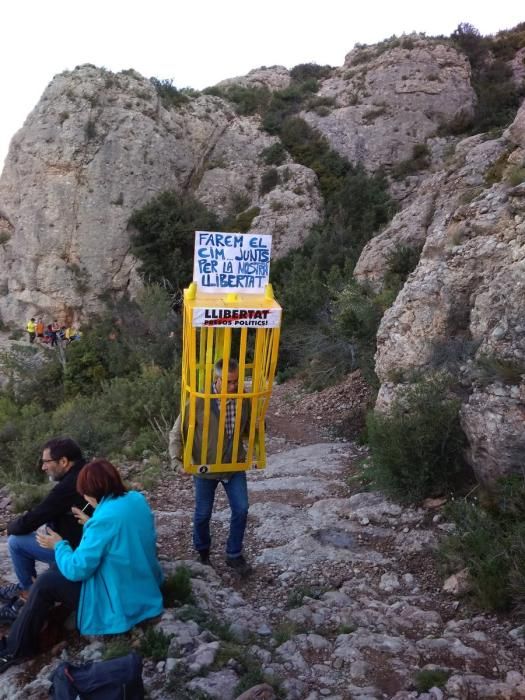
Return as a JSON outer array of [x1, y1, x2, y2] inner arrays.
[[1, 375, 524, 699]]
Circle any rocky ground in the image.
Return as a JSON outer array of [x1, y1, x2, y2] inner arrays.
[[0, 374, 524, 699]]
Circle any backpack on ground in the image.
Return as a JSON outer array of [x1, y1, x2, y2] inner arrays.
[[49, 651, 144, 700]]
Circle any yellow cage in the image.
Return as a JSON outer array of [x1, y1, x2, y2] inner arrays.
[[180, 282, 282, 474]]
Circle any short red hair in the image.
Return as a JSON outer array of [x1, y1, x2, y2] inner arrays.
[[77, 459, 127, 501]]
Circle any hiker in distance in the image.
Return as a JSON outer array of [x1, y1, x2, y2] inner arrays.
[[0, 438, 86, 624], [26, 318, 36, 344], [169, 358, 253, 577]]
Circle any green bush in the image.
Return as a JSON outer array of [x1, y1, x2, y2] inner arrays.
[[440, 476, 525, 612], [259, 167, 279, 195], [231, 206, 260, 233], [269, 132, 395, 382], [129, 191, 219, 293], [262, 82, 321, 134], [286, 584, 326, 609], [261, 142, 287, 166], [392, 143, 430, 179], [508, 166, 525, 186], [485, 150, 511, 185], [330, 277, 402, 386], [450, 23, 525, 134], [429, 337, 479, 373], [85, 120, 96, 140], [366, 375, 469, 503], [176, 604, 235, 642], [414, 669, 451, 692], [271, 255, 326, 323], [362, 106, 387, 124], [273, 621, 306, 645], [140, 627, 172, 661], [7, 481, 53, 513], [0, 346, 64, 411], [221, 84, 271, 115], [334, 281, 383, 343], [162, 566, 193, 607], [63, 320, 138, 396], [0, 287, 179, 477], [102, 637, 132, 660], [475, 354, 525, 386], [202, 85, 225, 98], [0, 398, 54, 482], [492, 23, 525, 61], [278, 117, 351, 199], [383, 244, 422, 295], [55, 365, 179, 458], [150, 78, 189, 109], [290, 63, 332, 82], [8, 329, 24, 340]]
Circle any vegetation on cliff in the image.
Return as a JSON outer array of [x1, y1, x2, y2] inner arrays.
[[0, 286, 178, 487]]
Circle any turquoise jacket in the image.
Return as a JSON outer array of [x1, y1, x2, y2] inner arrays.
[[54, 490, 163, 635]]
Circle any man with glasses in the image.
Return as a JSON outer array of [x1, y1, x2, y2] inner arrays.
[[0, 438, 86, 624], [169, 358, 252, 577]]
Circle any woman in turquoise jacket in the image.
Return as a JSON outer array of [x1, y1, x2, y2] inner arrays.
[[0, 460, 163, 671]]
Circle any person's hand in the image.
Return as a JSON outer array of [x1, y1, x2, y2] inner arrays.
[[36, 526, 63, 549], [71, 506, 91, 525], [172, 458, 191, 477]]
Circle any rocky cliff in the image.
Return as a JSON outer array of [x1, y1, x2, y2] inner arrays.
[[0, 37, 472, 326], [357, 101, 525, 484], [0, 34, 523, 483], [0, 65, 321, 324]]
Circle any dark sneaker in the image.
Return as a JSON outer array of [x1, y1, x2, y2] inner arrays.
[[226, 555, 253, 577], [198, 550, 211, 566], [0, 599, 23, 626], [0, 583, 21, 603], [0, 654, 17, 674]]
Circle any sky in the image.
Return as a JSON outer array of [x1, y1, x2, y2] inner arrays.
[[1, 1, 523, 169]]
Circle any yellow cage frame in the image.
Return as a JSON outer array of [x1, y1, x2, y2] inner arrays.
[[180, 282, 281, 474]]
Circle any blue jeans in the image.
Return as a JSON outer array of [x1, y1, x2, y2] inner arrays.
[[193, 472, 249, 559], [8, 533, 56, 590]]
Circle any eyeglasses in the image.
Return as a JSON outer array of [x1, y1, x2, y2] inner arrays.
[[42, 459, 57, 464]]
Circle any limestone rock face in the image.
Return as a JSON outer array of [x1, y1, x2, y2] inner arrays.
[[0, 65, 320, 323], [461, 384, 525, 484], [249, 164, 323, 257], [0, 39, 523, 484], [370, 101, 525, 482], [0, 66, 225, 322], [302, 38, 475, 171], [194, 121, 323, 257], [0, 40, 480, 326], [216, 65, 291, 92]]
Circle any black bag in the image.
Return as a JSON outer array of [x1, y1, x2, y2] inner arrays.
[[49, 652, 144, 700]]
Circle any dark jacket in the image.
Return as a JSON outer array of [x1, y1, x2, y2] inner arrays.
[[7, 460, 86, 548]]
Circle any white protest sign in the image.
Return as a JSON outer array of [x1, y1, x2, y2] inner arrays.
[[193, 231, 272, 293], [192, 307, 281, 328]]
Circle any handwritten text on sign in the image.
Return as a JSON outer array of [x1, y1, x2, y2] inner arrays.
[[194, 232, 272, 293], [193, 307, 281, 328]]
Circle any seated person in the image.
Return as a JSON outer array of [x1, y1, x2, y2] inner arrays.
[[0, 438, 85, 623], [0, 459, 163, 672]]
